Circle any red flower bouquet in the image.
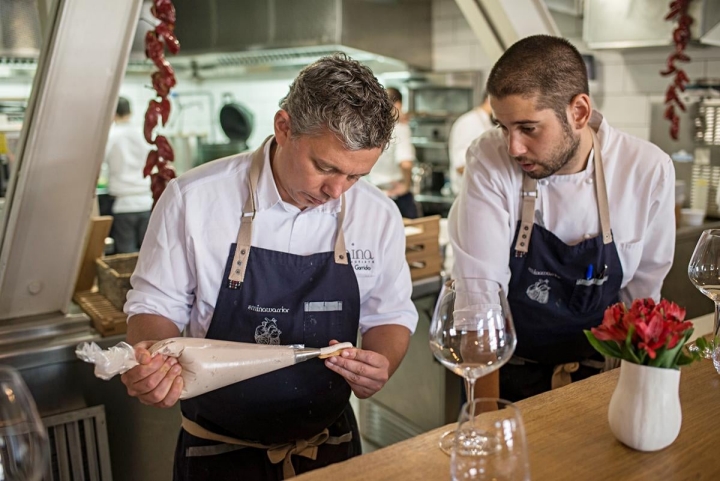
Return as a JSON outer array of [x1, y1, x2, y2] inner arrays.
[[584, 298, 699, 369]]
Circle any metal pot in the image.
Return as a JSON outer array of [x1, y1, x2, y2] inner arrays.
[[194, 94, 255, 166]]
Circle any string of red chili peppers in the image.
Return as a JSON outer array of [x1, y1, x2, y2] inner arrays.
[[661, 0, 692, 141], [143, 0, 180, 207]]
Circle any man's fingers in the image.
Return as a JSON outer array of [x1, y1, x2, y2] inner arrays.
[[155, 377, 184, 408], [340, 348, 387, 369], [133, 361, 181, 396]]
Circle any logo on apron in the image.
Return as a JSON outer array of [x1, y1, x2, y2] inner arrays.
[[254, 318, 282, 345], [526, 279, 550, 304]]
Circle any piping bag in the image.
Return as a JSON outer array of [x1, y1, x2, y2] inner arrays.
[[76, 338, 354, 399]]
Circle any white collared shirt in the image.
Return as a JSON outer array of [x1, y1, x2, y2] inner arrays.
[[367, 122, 415, 188], [104, 122, 153, 214], [448, 110, 676, 305], [125, 140, 418, 338]]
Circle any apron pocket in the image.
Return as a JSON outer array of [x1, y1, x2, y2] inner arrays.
[[303, 301, 345, 346], [568, 276, 609, 315]]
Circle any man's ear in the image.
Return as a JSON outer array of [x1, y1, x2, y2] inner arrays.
[[273, 110, 291, 145], [568, 93, 592, 130]]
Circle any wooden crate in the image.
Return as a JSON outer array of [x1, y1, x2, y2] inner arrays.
[[404, 216, 442, 281], [74, 290, 127, 336], [96, 253, 138, 311]]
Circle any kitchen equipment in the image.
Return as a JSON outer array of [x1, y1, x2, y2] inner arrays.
[[404, 215, 442, 281], [681, 208, 706, 227], [196, 94, 254, 166]]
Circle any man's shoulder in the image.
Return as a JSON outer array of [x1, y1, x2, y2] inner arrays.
[[348, 180, 403, 220], [602, 123, 671, 170], [174, 151, 252, 194]]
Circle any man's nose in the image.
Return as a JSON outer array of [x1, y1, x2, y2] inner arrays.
[[322, 177, 347, 200], [507, 132, 527, 157]]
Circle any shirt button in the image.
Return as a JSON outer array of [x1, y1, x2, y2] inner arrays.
[[539, 180, 549, 186], [586, 178, 594, 184], [584, 234, 592, 239]]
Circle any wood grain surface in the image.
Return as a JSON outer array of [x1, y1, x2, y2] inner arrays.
[[295, 355, 720, 481]]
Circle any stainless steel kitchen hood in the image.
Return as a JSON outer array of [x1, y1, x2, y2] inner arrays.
[[166, 0, 432, 72], [584, 0, 720, 50]]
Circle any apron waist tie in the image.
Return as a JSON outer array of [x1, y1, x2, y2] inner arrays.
[[551, 363, 579, 389], [181, 415, 352, 479], [509, 356, 608, 390]]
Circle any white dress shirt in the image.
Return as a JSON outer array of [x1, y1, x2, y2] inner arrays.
[[367, 123, 415, 189], [449, 110, 676, 305], [125, 140, 418, 338], [448, 108, 495, 195], [105, 122, 153, 214]]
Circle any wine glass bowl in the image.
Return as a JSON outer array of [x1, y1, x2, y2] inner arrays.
[[451, 398, 531, 481], [688, 229, 720, 350], [429, 279, 517, 453], [0, 366, 49, 481]]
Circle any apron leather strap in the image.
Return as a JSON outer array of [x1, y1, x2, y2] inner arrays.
[[181, 416, 352, 479], [514, 175, 538, 256], [591, 129, 613, 244], [513, 127, 612, 256], [228, 136, 348, 285]]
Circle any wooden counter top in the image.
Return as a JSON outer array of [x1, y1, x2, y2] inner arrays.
[[296, 341, 720, 480]]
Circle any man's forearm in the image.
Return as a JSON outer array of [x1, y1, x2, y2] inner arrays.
[[360, 324, 411, 378], [126, 313, 181, 345]]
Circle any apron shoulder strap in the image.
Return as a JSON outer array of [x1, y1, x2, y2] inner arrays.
[[514, 175, 537, 256], [228, 137, 350, 285], [590, 129, 613, 244], [513, 128, 613, 256]]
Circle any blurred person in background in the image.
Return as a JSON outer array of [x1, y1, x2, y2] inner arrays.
[[367, 87, 418, 218], [105, 96, 153, 253], [448, 91, 493, 195]]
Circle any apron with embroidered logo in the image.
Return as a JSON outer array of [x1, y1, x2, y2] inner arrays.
[[175, 137, 361, 480], [500, 129, 624, 402]]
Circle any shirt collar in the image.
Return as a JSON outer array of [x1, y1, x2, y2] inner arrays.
[[254, 136, 342, 215]]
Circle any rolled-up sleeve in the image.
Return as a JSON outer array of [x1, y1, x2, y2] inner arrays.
[[358, 211, 418, 334], [124, 179, 196, 333]]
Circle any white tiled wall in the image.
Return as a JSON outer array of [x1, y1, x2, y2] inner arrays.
[[431, 0, 720, 140], [431, 0, 492, 72]]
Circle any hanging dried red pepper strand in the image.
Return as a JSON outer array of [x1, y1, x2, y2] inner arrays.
[[144, 0, 180, 207], [661, 0, 693, 140]]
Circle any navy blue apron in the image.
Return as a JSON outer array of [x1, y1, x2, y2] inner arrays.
[[174, 138, 362, 480], [500, 129, 623, 402]]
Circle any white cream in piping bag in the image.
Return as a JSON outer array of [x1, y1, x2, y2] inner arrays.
[[149, 338, 354, 399]]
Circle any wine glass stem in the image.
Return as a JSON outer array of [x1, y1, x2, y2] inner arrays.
[[465, 377, 477, 418], [715, 302, 720, 338]]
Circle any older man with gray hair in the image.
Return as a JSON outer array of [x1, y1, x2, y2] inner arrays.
[[121, 53, 418, 480]]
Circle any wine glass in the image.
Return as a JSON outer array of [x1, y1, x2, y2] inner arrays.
[[688, 229, 720, 355], [429, 278, 517, 454], [0, 366, 49, 481], [451, 398, 530, 481]]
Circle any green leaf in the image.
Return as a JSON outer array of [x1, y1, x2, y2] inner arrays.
[[623, 324, 642, 364], [584, 330, 622, 358]]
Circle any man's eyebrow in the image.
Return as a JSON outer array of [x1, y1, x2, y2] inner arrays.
[[311, 156, 369, 177], [492, 117, 540, 127]]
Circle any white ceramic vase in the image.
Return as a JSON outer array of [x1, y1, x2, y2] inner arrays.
[[607, 360, 682, 451]]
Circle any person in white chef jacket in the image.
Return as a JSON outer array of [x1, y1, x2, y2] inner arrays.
[[448, 91, 494, 195], [367, 87, 418, 218], [449, 35, 675, 402], [104, 97, 153, 253], [120, 54, 418, 480]]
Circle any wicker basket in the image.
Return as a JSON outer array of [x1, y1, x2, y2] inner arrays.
[[95, 253, 138, 311]]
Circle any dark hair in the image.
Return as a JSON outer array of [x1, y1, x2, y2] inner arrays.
[[279, 53, 397, 150], [486, 35, 588, 122], [386, 87, 402, 104], [116, 96, 131, 117]]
